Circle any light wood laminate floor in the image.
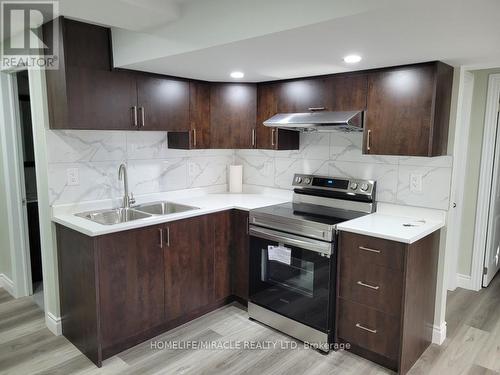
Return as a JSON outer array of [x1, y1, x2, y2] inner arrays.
[[0, 275, 498, 375]]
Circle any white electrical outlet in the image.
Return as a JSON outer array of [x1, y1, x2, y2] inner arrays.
[[409, 173, 423, 193], [188, 162, 196, 177], [66, 168, 80, 186]]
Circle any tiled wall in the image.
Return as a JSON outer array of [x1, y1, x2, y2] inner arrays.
[[235, 132, 453, 210], [47, 130, 453, 211], [46, 130, 232, 205]]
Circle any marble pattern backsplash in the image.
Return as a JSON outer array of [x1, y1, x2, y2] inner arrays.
[[46, 130, 232, 205], [47, 129, 453, 211], [235, 132, 453, 210]]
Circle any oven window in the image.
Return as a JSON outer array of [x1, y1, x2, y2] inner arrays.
[[249, 235, 334, 332], [262, 248, 314, 297]]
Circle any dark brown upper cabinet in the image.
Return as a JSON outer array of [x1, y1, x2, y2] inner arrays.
[[277, 77, 326, 113], [44, 17, 190, 131], [363, 62, 453, 156], [256, 83, 299, 150], [168, 81, 211, 149], [135, 74, 190, 131], [44, 18, 138, 130], [324, 73, 368, 111], [210, 83, 257, 149]]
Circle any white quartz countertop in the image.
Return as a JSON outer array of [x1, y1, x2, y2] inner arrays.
[[52, 188, 292, 237], [52, 187, 446, 242], [336, 211, 445, 244]]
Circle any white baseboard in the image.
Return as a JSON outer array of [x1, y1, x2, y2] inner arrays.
[[456, 273, 474, 290], [0, 273, 14, 296], [432, 321, 447, 345], [46, 312, 62, 336]]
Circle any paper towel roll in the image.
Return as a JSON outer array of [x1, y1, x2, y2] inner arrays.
[[229, 165, 243, 193]]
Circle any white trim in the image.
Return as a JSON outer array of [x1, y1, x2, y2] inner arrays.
[[471, 74, 500, 291], [456, 273, 473, 290], [45, 312, 62, 336], [432, 321, 447, 345], [445, 68, 474, 291], [0, 274, 15, 296], [0, 70, 31, 298]]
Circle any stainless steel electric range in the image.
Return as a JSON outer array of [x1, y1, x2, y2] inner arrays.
[[248, 173, 376, 351]]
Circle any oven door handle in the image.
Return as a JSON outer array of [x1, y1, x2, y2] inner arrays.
[[249, 226, 332, 256]]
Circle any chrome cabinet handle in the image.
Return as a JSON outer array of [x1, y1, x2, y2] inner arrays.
[[139, 106, 145, 128], [132, 106, 138, 127], [165, 226, 170, 247], [356, 323, 377, 334], [359, 246, 380, 254], [192, 129, 197, 148], [271, 129, 276, 146], [366, 129, 372, 152], [308, 107, 326, 111], [357, 280, 380, 290], [159, 228, 163, 248], [251, 129, 256, 148]]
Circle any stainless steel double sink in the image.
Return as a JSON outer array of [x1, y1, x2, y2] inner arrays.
[[75, 201, 199, 225]]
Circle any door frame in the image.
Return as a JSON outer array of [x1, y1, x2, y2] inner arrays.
[[0, 66, 61, 334], [0, 68, 32, 298], [471, 73, 500, 290], [445, 68, 474, 291]]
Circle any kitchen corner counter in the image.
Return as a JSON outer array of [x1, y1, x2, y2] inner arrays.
[[336, 205, 446, 244], [51, 187, 292, 237]]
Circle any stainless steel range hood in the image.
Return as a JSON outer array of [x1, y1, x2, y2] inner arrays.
[[263, 110, 364, 132]]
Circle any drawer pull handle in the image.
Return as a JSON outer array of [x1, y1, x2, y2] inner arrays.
[[357, 281, 380, 290], [359, 246, 381, 254], [356, 323, 377, 334]]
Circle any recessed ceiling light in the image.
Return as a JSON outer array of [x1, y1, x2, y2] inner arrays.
[[343, 55, 362, 64], [230, 71, 244, 79]]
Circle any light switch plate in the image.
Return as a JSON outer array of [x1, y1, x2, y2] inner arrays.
[[410, 173, 423, 193], [66, 168, 80, 186]]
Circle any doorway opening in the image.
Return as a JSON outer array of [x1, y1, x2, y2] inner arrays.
[[15, 71, 43, 310]]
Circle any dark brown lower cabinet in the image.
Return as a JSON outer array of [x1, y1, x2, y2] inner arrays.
[[56, 209, 250, 367], [337, 231, 440, 374], [164, 215, 214, 320], [231, 210, 249, 300]]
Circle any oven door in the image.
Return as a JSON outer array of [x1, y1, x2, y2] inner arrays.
[[248, 225, 335, 333]]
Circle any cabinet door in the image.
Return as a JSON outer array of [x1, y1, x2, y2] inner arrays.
[[66, 68, 137, 130], [324, 74, 367, 111], [232, 210, 249, 300], [213, 211, 232, 301], [98, 226, 165, 348], [364, 65, 436, 156], [136, 75, 190, 131], [189, 81, 211, 148], [255, 83, 300, 150], [210, 83, 257, 148], [277, 78, 325, 113], [164, 215, 214, 320]]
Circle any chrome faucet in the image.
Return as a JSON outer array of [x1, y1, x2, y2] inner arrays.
[[118, 163, 135, 208]]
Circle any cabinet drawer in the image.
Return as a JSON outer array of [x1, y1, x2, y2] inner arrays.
[[338, 298, 400, 361], [339, 232, 405, 271], [339, 255, 403, 316]]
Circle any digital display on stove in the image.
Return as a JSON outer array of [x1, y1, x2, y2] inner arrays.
[[312, 177, 349, 189]]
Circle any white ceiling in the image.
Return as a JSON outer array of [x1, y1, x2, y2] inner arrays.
[[7, 0, 500, 81], [113, 0, 500, 81]]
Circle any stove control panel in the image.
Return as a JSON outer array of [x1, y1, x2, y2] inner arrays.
[[293, 174, 376, 196]]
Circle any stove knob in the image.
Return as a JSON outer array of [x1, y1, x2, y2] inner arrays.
[[295, 176, 303, 183], [350, 182, 358, 190], [360, 183, 369, 192], [304, 177, 311, 184]]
